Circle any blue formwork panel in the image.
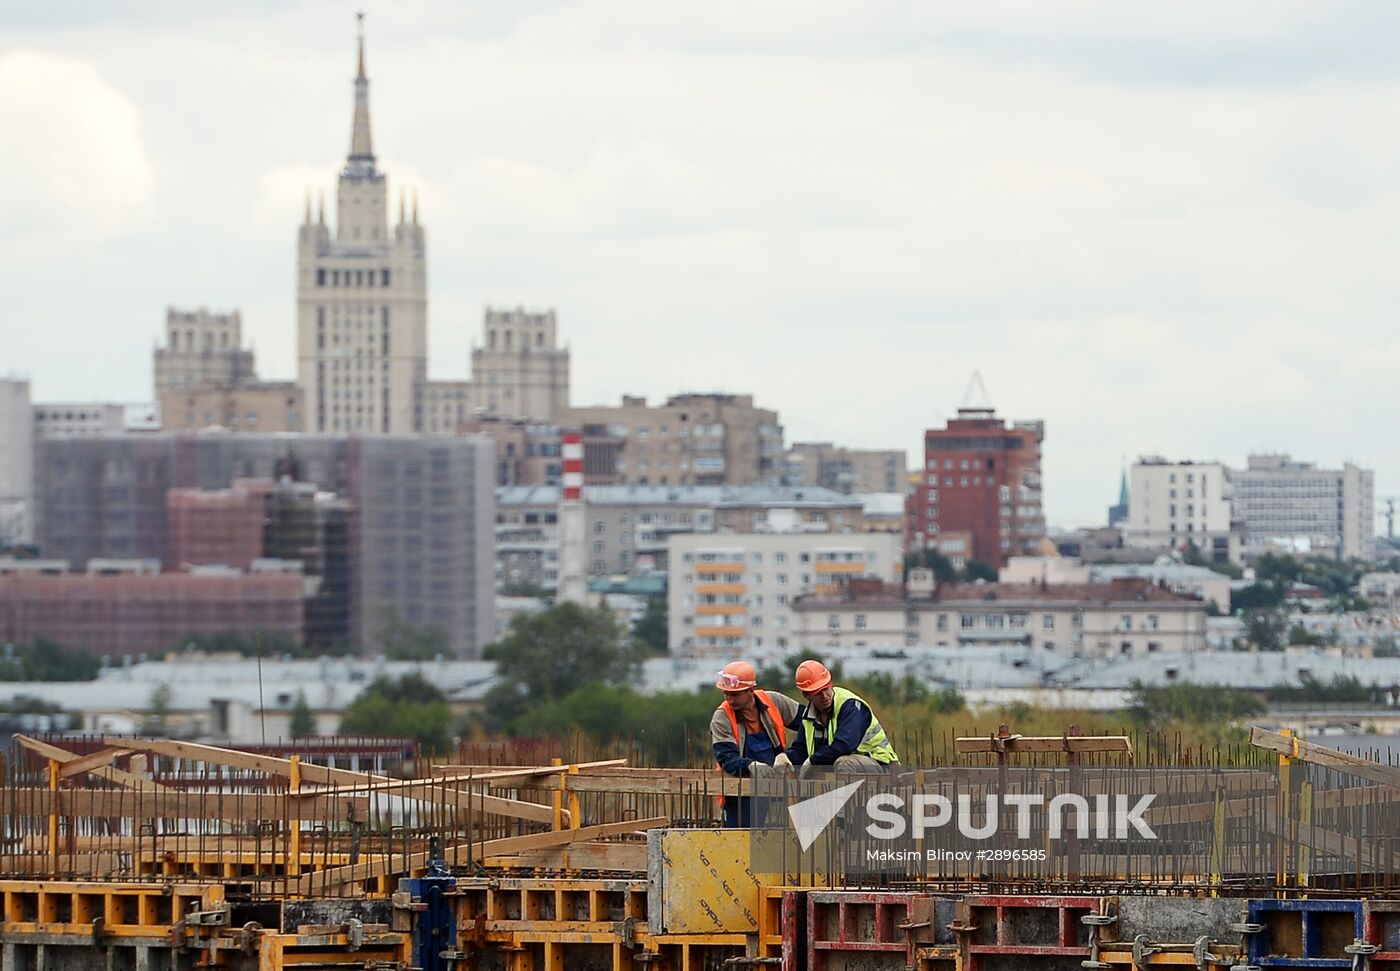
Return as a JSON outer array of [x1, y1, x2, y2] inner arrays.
[[1247, 899, 1364, 968], [401, 873, 458, 971]]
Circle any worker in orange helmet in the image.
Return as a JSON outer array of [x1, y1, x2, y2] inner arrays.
[[782, 659, 898, 776], [711, 660, 800, 826]]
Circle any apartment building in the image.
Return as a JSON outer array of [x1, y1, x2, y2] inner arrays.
[[0, 378, 33, 545], [495, 484, 869, 592], [785, 442, 907, 494], [566, 393, 783, 486], [791, 574, 1207, 655], [1231, 454, 1374, 561], [667, 530, 902, 656], [910, 401, 1045, 568], [1126, 458, 1238, 563], [471, 307, 570, 422], [33, 433, 495, 657]]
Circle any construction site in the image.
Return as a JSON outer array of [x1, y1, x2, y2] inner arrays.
[[0, 726, 1397, 971]]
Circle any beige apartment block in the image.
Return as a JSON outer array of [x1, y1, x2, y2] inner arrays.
[[160, 381, 304, 433], [566, 393, 783, 487], [1127, 458, 1238, 563], [667, 530, 902, 656], [297, 27, 427, 434], [786, 442, 907, 494], [421, 380, 472, 435], [471, 307, 570, 422], [791, 574, 1208, 654], [154, 307, 256, 396]]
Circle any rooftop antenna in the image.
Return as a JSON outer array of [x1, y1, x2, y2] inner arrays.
[[959, 370, 995, 417]]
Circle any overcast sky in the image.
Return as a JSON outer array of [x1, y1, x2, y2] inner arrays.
[[2, 1, 1398, 530]]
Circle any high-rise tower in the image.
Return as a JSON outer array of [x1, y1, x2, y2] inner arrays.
[[297, 16, 427, 434]]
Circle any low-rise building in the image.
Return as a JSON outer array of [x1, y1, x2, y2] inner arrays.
[[160, 381, 304, 433], [1001, 555, 1232, 613], [791, 572, 1208, 655], [667, 530, 903, 656], [786, 442, 906, 494], [0, 568, 305, 656]]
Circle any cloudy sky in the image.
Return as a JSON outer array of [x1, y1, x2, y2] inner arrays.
[[2, 1, 1397, 529]]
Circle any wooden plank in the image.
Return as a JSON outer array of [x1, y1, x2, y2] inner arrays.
[[296, 815, 669, 894], [485, 840, 648, 872], [1251, 727, 1400, 789], [4, 788, 369, 822], [108, 737, 561, 824], [301, 759, 630, 795], [57, 747, 132, 780], [559, 775, 749, 796], [427, 759, 629, 781], [14, 735, 167, 791], [954, 735, 1131, 754]]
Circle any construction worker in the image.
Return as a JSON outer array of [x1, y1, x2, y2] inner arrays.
[[783, 659, 898, 774], [710, 660, 800, 826]]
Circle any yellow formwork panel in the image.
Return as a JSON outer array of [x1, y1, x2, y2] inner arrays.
[[650, 830, 763, 936]]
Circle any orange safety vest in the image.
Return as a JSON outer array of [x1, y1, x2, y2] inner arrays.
[[715, 689, 787, 774]]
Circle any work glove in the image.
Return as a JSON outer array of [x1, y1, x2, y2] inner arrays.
[[772, 753, 793, 769], [797, 761, 815, 781]]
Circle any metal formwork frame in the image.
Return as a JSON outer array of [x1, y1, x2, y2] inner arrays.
[[806, 890, 955, 971], [954, 894, 1102, 969], [1246, 899, 1365, 969]]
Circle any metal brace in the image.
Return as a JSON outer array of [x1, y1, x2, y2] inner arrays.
[[615, 916, 643, 948], [1346, 939, 1379, 971], [186, 909, 229, 927], [722, 959, 781, 966], [439, 951, 473, 962], [1080, 912, 1117, 970], [1133, 935, 1161, 970], [1229, 923, 1263, 935], [238, 921, 262, 956], [90, 916, 106, 946], [633, 952, 663, 963], [1228, 966, 1261, 971], [1194, 936, 1224, 970], [346, 917, 364, 952], [991, 733, 1024, 753]]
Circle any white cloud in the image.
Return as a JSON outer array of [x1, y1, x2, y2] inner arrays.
[[0, 49, 154, 246]]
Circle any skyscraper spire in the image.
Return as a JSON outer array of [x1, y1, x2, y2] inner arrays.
[[345, 11, 375, 177]]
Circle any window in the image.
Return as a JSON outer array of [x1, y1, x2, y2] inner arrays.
[[1146, 615, 1159, 631], [936, 614, 948, 632], [828, 614, 840, 630], [855, 614, 867, 630], [1043, 614, 1055, 630], [776, 574, 788, 585], [593, 541, 604, 554], [775, 552, 787, 564], [1120, 614, 1132, 631]]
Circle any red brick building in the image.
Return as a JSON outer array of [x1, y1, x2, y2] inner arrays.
[[910, 403, 1045, 569], [165, 483, 271, 571], [0, 572, 304, 656]]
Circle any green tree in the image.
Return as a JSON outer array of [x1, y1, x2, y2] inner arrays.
[[289, 690, 315, 739], [1231, 582, 1285, 612], [339, 673, 453, 753], [0, 638, 101, 681], [630, 596, 669, 654], [1128, 682, 1265, 728], [1243, 607, 1288, 651], [377, 608, 450, 660], [481, 603, 639, 729], [904, 550, 957, 583], [144, 683, 172, 734], [961, 559, 998, 582]]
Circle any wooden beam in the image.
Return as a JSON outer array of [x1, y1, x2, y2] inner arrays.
[[57, 747, 132, 781], [1251, 727, 1400, 789], [302, 759, 631, 796], [954, 734, 1131, 754], [107, 737, 561, 825], [14, 735, 166, 791], [484, 840, 648, 871], [5, 788, 369, 823], [427, 759, 629, 781], [296, 815, 669, 894]]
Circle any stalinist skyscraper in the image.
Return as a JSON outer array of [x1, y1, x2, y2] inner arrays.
[[297, 17, 427, 434]]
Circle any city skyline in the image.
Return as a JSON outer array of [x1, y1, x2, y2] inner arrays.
[[3, 3, 1398, 528]]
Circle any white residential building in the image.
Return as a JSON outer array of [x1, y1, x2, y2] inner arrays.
[[667, 530, 902, 656], [1126, 458, 1238, 563], [1231, 454, 1374, 561], [0, 378, 34, 545]]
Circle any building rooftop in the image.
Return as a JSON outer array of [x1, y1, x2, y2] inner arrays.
[[495, 484, 859, 508]]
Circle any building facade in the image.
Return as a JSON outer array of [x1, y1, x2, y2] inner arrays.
[[0, 378, 33, 545], [32, 402, 127, 438], [1125, 458, 1236, 561], [667, 530, 902, 655], [165, 485, 269, 571], [296, 26, 428, 435], [33, 433, 496, 657], [567, 393, 783, 487], [153, 307, 257, 397], [1231, 454, 1374, 561], [471, 307, 570, 422], [0, 569, 305, 657], [791, 575, 1208, 655], [785, 442, 907, 494], [911, 403, 1045, 568], [161, 382, 304, 433]]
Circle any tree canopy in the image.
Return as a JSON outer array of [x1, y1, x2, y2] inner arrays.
[[339, 673, 453, 754]]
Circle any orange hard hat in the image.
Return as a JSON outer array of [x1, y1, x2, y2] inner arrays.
[[794, 659, 832, 693], [715, 660, 758, 692]]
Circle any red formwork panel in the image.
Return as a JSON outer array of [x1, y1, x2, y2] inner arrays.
[[805, 890, 955, 971], [956, 894, 1103, 971], [1366, 900, 1400, 966]]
